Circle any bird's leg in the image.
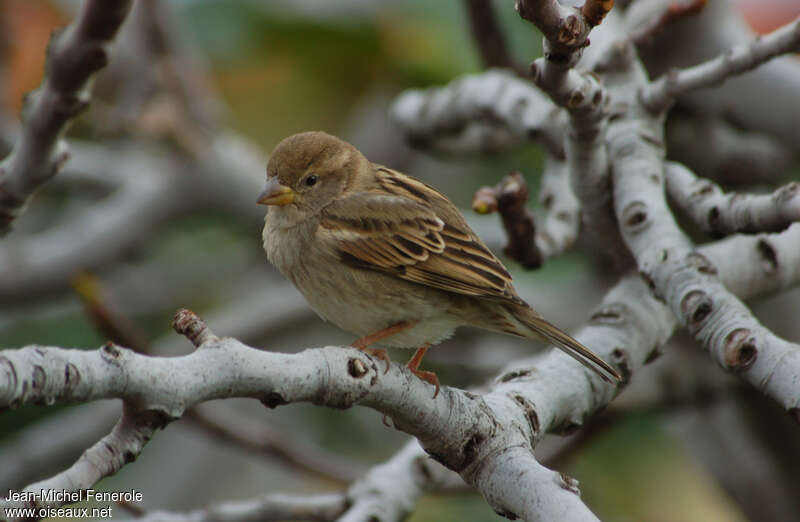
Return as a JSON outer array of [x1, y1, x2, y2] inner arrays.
[[406, 344, 440, 398], [351, 321, 416, 373]]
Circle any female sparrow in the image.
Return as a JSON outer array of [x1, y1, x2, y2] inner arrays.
[[259, 131, 620, 396]]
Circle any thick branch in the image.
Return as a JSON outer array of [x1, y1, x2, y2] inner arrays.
[[338, 222, 800, 520], [665, 162, 800, 235], [629, 0, 708, 47], [4, 211, 800, 519], [0, 0, 133, 232], [603, 44, 800, 417]]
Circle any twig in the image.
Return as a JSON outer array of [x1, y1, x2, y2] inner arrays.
[[473, 163, 582, 267], [665, 162, 800, 236], [473, 171, 542, 268], [183, 406, 365, 484], [515, 0, 611, 60], [462, 0, 525, 75], [72, 272, 150, 353], [0, 0, 133, 232], [641, 17, 800, 112]]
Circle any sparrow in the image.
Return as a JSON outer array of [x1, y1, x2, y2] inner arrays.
[[259, 131, 620, 397]]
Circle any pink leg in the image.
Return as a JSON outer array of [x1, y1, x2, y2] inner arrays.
[[352, 321, 416, 374], [406, 344, 440, 398]]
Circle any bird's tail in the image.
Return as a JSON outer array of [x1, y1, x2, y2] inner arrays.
[[511, 306, 621, 383]]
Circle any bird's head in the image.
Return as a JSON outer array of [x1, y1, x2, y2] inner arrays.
[[258, 131, 364, 218]]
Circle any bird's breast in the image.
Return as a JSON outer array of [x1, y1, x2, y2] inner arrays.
[[263, 221, 462, 347]]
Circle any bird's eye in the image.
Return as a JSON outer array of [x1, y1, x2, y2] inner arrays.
[[305, 174, 318, 186]]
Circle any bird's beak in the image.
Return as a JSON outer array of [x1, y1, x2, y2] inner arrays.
[[257, 177, 295, 206]]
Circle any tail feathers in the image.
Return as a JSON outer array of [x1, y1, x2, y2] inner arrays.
[[514, 308, 621, 383]]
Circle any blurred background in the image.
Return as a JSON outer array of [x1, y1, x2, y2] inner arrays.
[[1, 1, 800, 521]]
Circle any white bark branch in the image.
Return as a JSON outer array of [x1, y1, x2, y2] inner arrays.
[[536, 156, 581, 259], [131, 493, 347, 522], [0, 149, 188, 298], [665, 162, 800, 235], [340, 440, 446, 522], [641, 17, 800, 112], [3, 210, 800, 520], [335, 221, 800, 520], [603, 44, 800, 418], [2, 405, 162, 516], [0, 402, 118, 491], [634, 0, 800, 153], [0, 0, 133, 232], [522, 0, 629, 269], [391, 70, 566, 157]]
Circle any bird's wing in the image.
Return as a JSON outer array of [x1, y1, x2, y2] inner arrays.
[[318, 167, 524, 305]]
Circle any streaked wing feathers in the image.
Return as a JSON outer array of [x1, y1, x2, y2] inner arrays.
[[319, 167, 523, 305]]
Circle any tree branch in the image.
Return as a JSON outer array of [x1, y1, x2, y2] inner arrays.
[[0, 402, 119, 491], [522, 0, 630, 270], [641, 17, 800, 112], [665, 162, 800, 236], [602, 41, 800, 418], [183, 405, 364, 485], [515, 0, 612, 60], [0, 0, 133, 232], [472, 161, 580, 267], [0, 148, 189, 299], [4, 205, 800, 519], [333, 221, 800, 520], [463, 0, 525, 74], [391, 70, 566, 157]]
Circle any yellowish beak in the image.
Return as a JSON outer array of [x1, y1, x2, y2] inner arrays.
[[257, 177, 295, 206]]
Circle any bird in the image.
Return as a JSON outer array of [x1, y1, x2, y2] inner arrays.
[[258, 131, 620, 397]]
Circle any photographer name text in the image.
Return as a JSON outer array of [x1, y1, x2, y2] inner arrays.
[[6, 488, 142, 503]]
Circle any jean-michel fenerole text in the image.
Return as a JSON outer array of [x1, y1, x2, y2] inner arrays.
[[5, 489, 143, 503]]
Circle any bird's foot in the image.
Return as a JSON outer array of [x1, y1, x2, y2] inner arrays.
[[356, 346, 391, 374], [351, 321, 416, 374], [406, 344, 440, 398]]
